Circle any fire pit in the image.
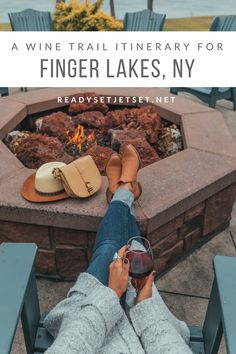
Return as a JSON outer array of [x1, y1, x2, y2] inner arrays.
[[3, 92, 183, 175], [0, 88, 236, 280]]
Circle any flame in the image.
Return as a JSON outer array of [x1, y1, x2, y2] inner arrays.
[[86, 129, 97, 150], [66, 124, 96, 153]]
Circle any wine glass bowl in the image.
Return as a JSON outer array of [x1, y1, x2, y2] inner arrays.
[[126, 236, 154, 279]]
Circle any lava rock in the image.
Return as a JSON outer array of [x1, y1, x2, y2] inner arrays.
[[73, 111, 106, 129], [16, 133, 73, 169], [37, 112, 74, 143], [122, 138, 160, 167], [69, 92, 109, 115], [105, 109, 127, 128], [109, 128, 145, 151], [108, 127, 160, 166], [94, 129, 111, 148], [157, 124, 183, 158], [4, 130, 31, 154], [105, 105, 162, 145], [133, 105, 162, 145], [86, 144, 114, 175]]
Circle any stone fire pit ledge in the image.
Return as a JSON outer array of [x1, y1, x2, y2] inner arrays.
[[0, 97, 27, 140], [1, 88, 236, 279], [138, 148, 236, 234]]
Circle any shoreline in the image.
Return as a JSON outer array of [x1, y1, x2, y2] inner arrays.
[[0, 16, 213, 32]]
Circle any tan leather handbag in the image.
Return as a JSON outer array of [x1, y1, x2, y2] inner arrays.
[[53, 155, 102, 198]]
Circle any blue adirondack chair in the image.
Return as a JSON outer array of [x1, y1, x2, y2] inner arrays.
[[8, 9, 52, 92], [124, 9, 166, 31], [1, 243, 236, 354], [170, 15, 236, 110], [210, 15, 236, 31], [170, 88, 236, 110], [0, 87, 9, 97], [8, 8, 53, 31]]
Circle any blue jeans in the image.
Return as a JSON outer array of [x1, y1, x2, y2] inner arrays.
[[87, 189, 140, 286]]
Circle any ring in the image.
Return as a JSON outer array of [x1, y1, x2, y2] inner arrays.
[[113, 252, 122, 261]]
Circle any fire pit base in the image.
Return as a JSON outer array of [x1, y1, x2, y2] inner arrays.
[[0, 88, 236, 280], [0, 183, 234, 280]]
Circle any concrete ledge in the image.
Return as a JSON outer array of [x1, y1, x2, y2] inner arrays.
[[0, 141, 24, 182], [0, 98, 27, 139], [8, 88, 83, 114], [181, 111, 236, 158], [138, 148, 236, 233], [0, 167, 146, 231]]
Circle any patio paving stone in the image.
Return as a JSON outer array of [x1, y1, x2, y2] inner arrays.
[[11, 321, 25, 354], [159, 291, 208, 326], [37, 278, 72, 312], [157, 229, 236, 298], [230, 229, 236, 246], [159, 292, 226, 354]]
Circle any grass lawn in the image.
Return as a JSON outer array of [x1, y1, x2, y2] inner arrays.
[[0, 23, 11, 30], [164, 16, 212, 31], [0, 16, 213, 31]]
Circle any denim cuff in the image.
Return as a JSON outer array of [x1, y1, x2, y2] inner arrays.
[[111, 189, 135, 215]]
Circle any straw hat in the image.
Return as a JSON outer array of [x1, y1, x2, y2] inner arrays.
[[21, 162, 69, 203]]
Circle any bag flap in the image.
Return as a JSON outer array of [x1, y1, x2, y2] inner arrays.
[[60, 155, 101, 198]]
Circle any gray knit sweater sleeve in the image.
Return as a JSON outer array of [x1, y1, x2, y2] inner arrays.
[[130, 298, 193, 354], [44, 285, 123, 354]]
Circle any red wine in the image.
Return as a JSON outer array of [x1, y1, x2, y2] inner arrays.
[[126, 250, 153, 279]]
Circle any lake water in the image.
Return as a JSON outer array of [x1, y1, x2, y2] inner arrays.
[[0, 0, 235, 22]]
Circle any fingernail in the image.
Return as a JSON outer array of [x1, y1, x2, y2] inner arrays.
[[124, 258, 129, 264], [152, 271, 157, 277]]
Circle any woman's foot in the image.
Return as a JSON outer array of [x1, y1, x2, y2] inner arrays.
[[119, 144, 142, 200], [105, 153, 122, 203]]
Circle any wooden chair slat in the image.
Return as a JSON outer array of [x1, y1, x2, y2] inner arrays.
[[124, 9, 166, 31], [213, 256, 236, 354], [35, 327, 54, 352], [189, 325, 204, 343], [0, 243, 38, 354], [210, 15, 236, 31], [190, 341, 205, 354], [0, 87, 9, 96], [8, 8, 53, 31]]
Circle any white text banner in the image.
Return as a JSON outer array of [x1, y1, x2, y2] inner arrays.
[[0, 31, 235, 87]]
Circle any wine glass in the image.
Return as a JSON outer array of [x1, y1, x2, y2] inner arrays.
[[126, 236, 154, 279]]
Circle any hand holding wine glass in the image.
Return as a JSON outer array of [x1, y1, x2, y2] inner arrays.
[[108, 246, 130, 298], [126, 237, 154, 278], [126, 236, 155, 303]]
